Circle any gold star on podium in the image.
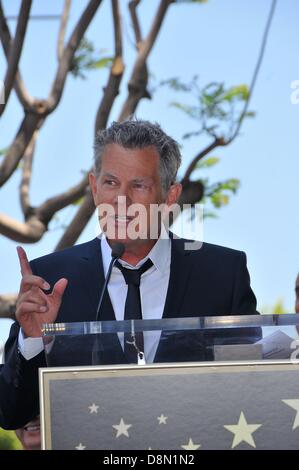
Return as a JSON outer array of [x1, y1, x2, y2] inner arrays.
[[224, 412, 262, 449], [282, 399, 299, 429], [157, 414, 168, 424], [88, 403, 99, 414], [112, 418, 132, 438], [181, 438, 201, 450], [75, 443, 86, 450]]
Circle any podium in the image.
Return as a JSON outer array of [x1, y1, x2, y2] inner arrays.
[[39, 314, 299, 450]]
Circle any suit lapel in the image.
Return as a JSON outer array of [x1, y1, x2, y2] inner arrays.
[[155, 235, 196, 363], [79, 237, 116, 321], [162, 234, 194, 319]]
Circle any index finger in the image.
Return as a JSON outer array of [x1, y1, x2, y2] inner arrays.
[[17, 246, 33, 276]]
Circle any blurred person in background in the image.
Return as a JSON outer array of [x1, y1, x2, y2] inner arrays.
[[15, 416, 41, 450], [0, 364, 40, 450]]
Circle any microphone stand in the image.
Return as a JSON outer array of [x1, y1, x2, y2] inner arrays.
[[92, 243, 125, 365]]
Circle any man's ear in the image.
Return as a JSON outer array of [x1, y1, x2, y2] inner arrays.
[[89, 172, 98, 205], [165, 183, 182, 206]]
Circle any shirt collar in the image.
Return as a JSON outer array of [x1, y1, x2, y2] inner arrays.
[[100, 224, 171, 276]]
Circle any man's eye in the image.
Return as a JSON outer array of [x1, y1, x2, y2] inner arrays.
[[133, 183, 147, 190], [104, 180, 116, 186]]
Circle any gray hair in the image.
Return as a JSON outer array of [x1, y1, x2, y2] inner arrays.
[[93, 119, 182, 192]]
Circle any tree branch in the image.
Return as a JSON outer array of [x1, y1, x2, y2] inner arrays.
[[0, 294, 17, 320], [119, 0, 173, 121], [56, 0, 124, 248], [94, 0, 124, 133], [37, 174, 89, 224], [181, 137, 226, 184], [227, 0, 277, 143], [0, 113, 44, 187], [0, 213, 46, 243], [0, 0, 104, 190], [1, 167, 90, 241], [0, 0, 32, 116], [129, 0, 142, 46], [54, 189, 95, 251], [54, 0, 173, 250], [112, 0, 122, 58], [182, 0, 277, 184], [19, 130, 38, 216], [0, 3, 34, 109], [57, 0, 72, 62], [47, 0, 103, 112], [127, 0, 151, 119]]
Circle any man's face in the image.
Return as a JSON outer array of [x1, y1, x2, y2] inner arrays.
[[89, 144, 181, 249], [15, 416, 41, 450], [295, 274, 299, 314]]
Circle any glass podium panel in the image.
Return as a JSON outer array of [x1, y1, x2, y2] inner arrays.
[[41, 314, 299, 367]]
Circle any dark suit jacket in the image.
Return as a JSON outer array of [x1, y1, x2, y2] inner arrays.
[[0, 235, 258, 429]]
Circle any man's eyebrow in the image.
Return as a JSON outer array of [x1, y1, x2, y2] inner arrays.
[[131, 177, 153, 183], [101, 172, 118, 179], [100, 173, 153, 183]]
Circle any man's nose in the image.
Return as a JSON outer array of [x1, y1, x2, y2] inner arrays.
[[113, 185, 132, 207]]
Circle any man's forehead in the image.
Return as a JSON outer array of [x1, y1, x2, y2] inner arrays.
[[102, 144, 158, 161], [100, 145, 160, 176]]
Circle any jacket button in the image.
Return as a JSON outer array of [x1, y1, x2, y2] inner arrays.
[[13, 378, 19, 388]]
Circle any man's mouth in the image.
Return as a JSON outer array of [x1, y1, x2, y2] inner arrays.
[[114, 216, 134, 223], [24, 422, 40, 432]]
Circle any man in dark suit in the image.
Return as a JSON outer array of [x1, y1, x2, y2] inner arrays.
[[0, 120, 258, 430]]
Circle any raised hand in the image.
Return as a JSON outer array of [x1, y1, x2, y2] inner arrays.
[[15, 246, 68, 338]]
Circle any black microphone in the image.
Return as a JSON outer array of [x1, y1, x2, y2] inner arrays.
[[95, 242, 125, 322]]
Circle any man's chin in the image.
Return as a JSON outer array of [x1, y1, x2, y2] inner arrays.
[[106, 235, 148, 246]]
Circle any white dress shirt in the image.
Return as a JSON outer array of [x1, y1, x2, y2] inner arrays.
[[18, 228, 171, 363], [101, 227, 171, 362]]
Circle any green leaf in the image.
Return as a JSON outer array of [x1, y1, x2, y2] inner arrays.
[[203, 210, 218, 219], [160, 78, 191, 92], [260, 298, 286, 314], [207, 179, 240, 196], [222, 84, 250, 102], [72, 197, 84, 206], [70, 37, 113, 79], [210, 193, 229, 208], [195, 157, 220, 169], [90, 57, 113, 69], [244, 111, 256, 118], [201, 93, 215, 107], [219, 178, 240, 193], [170, 102, 199, 119]]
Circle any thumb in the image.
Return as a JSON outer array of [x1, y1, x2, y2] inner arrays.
[[51, 278, 68, 302]]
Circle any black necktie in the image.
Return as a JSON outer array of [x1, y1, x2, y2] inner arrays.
[[115, 258, 153, 363]]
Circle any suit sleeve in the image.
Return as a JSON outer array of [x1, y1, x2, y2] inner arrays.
[[0, 260, 46, 430], [0, 321, 45, 430], [231, 252, 258, 315]]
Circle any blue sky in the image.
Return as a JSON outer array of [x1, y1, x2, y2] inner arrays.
[[0, 0, 298, 348]]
